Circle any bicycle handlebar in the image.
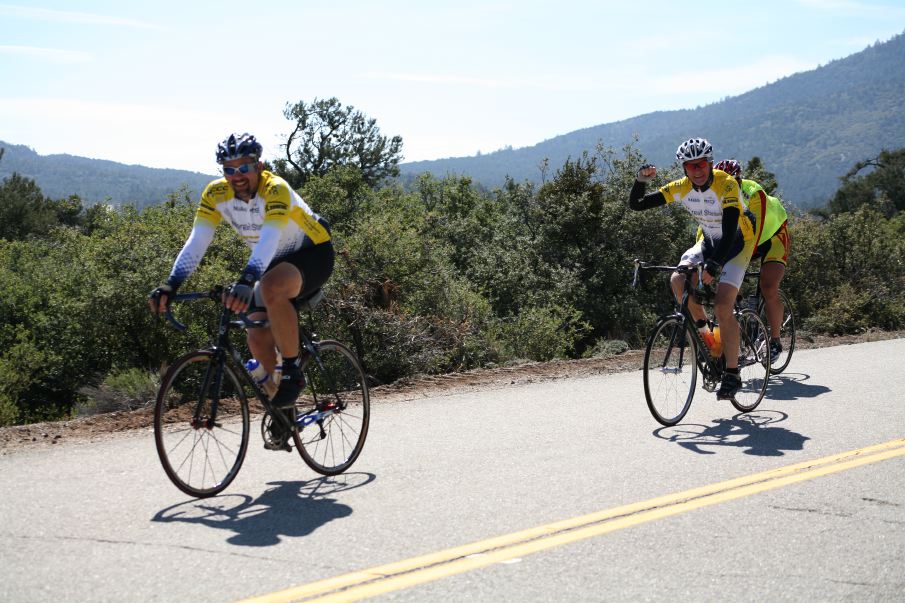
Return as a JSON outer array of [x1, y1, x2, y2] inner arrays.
[[632, 259, 703, 288], [162, 286, 269, 332]]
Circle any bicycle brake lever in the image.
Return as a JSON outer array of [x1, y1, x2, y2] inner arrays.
[[163, 305, 187, 332]]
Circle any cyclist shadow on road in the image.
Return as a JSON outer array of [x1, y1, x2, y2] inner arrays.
[[654, 411, 810, 457], [766, 372, 831, 401], [152, 472, 375, 547]]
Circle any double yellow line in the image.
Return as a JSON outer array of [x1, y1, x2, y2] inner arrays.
[[240, 438, 905, 603]]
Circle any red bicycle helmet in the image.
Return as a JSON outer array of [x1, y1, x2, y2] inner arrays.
[[714, 159, 742, 178]]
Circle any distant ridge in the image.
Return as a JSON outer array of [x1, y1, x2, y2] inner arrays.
[[2, 33, 903, 210], [400, 31, 905, 208], [0, 141, 215, 208]]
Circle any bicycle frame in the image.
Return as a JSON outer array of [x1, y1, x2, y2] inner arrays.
[[633, 259, 770, 424], [155, 286, 371, 496], [164, 289, 334, 435], [633, 261, 723, 385]]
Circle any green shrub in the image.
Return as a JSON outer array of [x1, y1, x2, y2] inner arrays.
[[76, 367, 160, 416], [493, 305, 589, 362], [587, 338, 630, 359]]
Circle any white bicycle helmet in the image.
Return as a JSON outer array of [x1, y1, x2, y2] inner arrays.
[[675, 138, 713, 163]]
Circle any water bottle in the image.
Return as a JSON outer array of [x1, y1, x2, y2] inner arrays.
[[245, 359, 276, 396], [712, 325, 723, 358], [696, 320, 716, 355]]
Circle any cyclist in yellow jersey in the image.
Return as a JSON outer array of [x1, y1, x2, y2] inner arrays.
[[714, 159, 790, 361], [629, 138, 756, 400], [149, 133, 335, 413]]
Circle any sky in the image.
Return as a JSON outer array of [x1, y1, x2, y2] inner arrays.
[[1, 1, 904, 176]]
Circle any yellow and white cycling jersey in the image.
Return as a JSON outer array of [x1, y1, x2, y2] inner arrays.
[[168, 170, 330, 287], [658, 170, 755, 246]]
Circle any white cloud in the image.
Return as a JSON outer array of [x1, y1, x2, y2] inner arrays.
[[0, 3, 160, 29], [0, 45, 91, 63]]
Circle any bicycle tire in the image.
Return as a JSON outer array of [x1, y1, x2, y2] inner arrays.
[[154, 351, 250, 498], [643, 316, 697, 426], [292, 340, 370, 475], [759, 289, 796, 374], [732, 309, 770, 413]]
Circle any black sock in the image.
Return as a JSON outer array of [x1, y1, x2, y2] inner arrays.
[[725, 367, 740, 375], [282, 356, 300, 371]]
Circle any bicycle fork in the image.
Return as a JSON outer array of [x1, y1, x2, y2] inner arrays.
[[659, 321, 688, 375], [192, 351, 225, 429]]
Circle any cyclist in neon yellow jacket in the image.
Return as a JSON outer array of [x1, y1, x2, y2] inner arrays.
[[714, 159, 790, 362]]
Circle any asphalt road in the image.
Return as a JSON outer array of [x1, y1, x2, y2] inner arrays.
[[1, 338, 904, 602]]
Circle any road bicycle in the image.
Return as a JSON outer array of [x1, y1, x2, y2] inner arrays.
[[632, 260, 771, 426], [153, 286, 370, 498], [738, 264, 796, 374]]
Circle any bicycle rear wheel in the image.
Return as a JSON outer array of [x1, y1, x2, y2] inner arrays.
[[759, 289, 796, 374], [154, 351, 250, 498], [292, 340, 370, 475], [644, 316, 697, 426], [733, 309, 770, 413]]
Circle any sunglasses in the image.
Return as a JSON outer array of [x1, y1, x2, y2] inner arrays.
[[683, 159, 710, 171], [223, 163, 257, 176]]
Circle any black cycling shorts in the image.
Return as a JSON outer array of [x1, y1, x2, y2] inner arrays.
[[269, 241, 335, 297], [251, 240, 335, 310]]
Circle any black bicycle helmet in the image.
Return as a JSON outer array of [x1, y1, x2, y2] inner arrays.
[[215, 133, 263, 164]]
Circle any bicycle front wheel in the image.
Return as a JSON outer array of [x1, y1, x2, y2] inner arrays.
[[293, 340, 370, 475], [154, 351, 250, 498], [759, 289, 796, 374], [734, 309, 770, 413], [644, 316, 697, 426]]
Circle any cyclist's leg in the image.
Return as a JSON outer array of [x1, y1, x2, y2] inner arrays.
[[259, 262, 303, 359], [265, 243, 336, 409], [258, 262, 304, 408], [759, 224, 790, 344], [247, 308, 280, 375], [673, 241, 708, 323], [714, 282, 740, 369], [760, 261, 786, 336], [712, 235, 752, 370], [714, 233, 755, 398]]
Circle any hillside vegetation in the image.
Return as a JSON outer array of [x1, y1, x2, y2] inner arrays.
[[401, 31, 905, 209], [1, 139, 904, 426], [0, 141, 214, 208]]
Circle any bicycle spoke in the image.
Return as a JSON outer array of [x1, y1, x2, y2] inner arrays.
[[154, 352, 250, 498], [644, 317, 696, 426], [293, 341, 370, 475], [733, 309, 769, 412]]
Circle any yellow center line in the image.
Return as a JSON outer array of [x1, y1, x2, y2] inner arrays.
[[239, 437, 905, 603]]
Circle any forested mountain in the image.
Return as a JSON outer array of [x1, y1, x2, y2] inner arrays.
[[0, 142, 214, 207], [3, 33, 903, 209], [401, 31, 905, 208]]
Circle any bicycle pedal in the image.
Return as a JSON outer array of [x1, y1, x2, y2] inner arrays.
[[263, 440, 292, 452]]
